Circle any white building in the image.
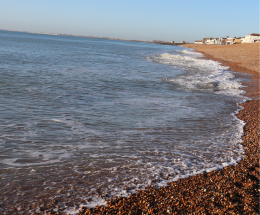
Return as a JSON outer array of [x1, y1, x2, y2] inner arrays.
[[205, 37, 226, 45], [194, 40, 203, 44], [212, 38, 220, 45], [205, 38, 214, 45], [213, 37, 226, 45], [244, 33, 260, 43], [226, 37, 234, 45], [220, 38, 226, 45]]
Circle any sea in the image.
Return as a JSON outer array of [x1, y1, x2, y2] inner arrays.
[[0, 30, 249, 211]]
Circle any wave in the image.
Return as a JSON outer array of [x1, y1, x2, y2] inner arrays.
[[147, 50, 247, 101]]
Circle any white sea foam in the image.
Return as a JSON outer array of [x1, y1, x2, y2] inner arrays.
[[0, 32, 250, 214], [61, 48, 249, 209], [148, 50, 247, 101], [177, 49, 204, 58]]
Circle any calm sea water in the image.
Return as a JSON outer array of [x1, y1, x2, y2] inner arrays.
[[0, 30, 247, 208]]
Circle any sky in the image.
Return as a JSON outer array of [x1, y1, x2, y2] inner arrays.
[[0, 0, 259, 43]]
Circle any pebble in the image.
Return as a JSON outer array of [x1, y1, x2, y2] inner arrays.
[[0, 44, 259, 215]]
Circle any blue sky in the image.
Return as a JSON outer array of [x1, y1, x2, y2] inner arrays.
[[0, 0, 259, 42]]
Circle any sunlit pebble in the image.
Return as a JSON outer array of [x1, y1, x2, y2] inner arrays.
[[2, 50, 260, 214]]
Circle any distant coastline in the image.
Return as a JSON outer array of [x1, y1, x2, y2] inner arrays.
[[0, 29, 187, 45]]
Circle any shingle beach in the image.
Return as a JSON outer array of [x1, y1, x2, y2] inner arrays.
[[76, 43, 259, 215], [2, 43, 259, 215]]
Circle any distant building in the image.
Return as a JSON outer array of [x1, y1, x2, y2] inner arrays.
[[202, 38, 214, 44], [171, 41, 174, 44], [181, 41, 185, 44], [207, 38, 214, 45], [202, 38, 208, 44], [220, 38, 226, 45], [244, 33, 260, 43], [211, 38, 218, 45], [194, 40, 203, 44], [198, 33, 260, 45], [226, 37, 234, 45], [212, 37, 226, 45], [234, 37, 242, 44], [204, 37, 222, 45]]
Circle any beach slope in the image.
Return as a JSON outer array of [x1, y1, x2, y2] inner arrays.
[[77, 44, 260, 214]]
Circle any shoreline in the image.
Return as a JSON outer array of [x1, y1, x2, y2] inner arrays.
[[1, 43, 258, 214], [77, 44, 259, 214], [180, 44, 259, 99]]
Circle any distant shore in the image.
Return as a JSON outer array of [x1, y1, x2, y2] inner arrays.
[[0, 29, 189, 45], [78, 43, 260, 214]]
